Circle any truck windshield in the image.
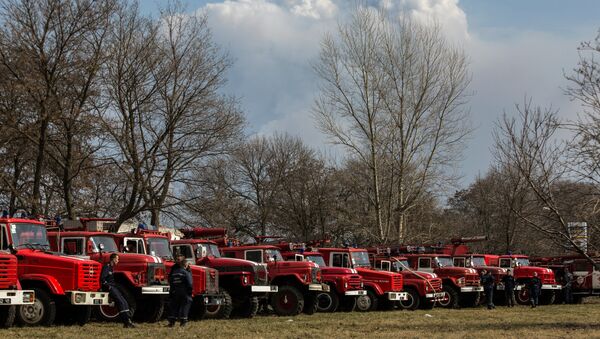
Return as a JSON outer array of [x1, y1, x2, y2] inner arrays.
[[147, 238, 173, 260], [515, 258, 530, 266], [10, 223, 50, 250], [199, 243, 221, 258], [306, 255, 326, 267], [264, 249, 283, 262], [90, 236, 119, 253], [436, 257, 454, 267], [471, 257, 486, 266], [351, 251, 371, 267], [393, 260, 410, 272]]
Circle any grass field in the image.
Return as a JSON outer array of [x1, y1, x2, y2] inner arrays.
[[4, 303, 600, 338]]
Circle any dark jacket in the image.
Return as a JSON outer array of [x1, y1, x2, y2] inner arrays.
[[528, 276, 542, 295], [169, 265, 193, 296], [481, 273, 495, 289], [100, 263, 116, 292], [563, 271, 573, 288], [501, 275, 516, 290]]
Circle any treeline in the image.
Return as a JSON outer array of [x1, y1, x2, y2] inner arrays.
[[0, 1, 599, 257]]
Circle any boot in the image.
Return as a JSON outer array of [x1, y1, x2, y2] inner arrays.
[[167, 319, 176, 327], [180, 319, 187, 327]]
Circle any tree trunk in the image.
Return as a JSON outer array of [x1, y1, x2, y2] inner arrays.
[[32, 117, 49, 215]]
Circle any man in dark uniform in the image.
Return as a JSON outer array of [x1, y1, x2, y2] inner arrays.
[[168, 258, 193, 327], [528, 272, 542, 308], [562, 268, 573, 304], [501, 269, 516, 307], [101, 253, 135, 328], [480, 269, 495, 309]]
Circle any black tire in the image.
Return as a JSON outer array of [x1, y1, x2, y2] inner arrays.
[[355, 290, 378, 312], [96, 284, 136, 322], [572, 295, 583, 304], [421, 297, 435, 310], [516, 287, 530, 305], [338, 296, 356, 312], [73, 306, 92, 326], [303, 293, 318, 315], [232, 295, 259, 318], [204, 290, 233, 319], [17, 288, 56, 326], [189, 297, 207, 320], [399, 288, 421, 310], [437, 285, 459, 309], [539, 290, 555, 305], [459, 292, 481, 308], [270, 285, 304, 316], [133, 296, 165, 323], [0, 306, 15, 328], [315, 290, 339, 312]]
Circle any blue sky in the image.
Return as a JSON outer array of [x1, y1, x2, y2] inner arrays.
[[141, 0, 600, 190]]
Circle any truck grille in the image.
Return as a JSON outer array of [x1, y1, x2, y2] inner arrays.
[[311, 267, 319, 283], [465, 273, 480, 286], [205, 268, 219, 294], [254, 264, 268, 286], [147, 263, 167, 285], [347, 275, 362, 290], [0, 255, 17, 289], [79, 262, 101, 291], [542, 273, 555, 284], [429, 278, 442, 292], [390, 274, 403, 291]]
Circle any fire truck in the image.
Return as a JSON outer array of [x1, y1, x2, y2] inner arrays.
[[47, 218, 170, 322], [368, 248, 445, 310], [273, 242, 366, 312], [0, 217, 109, 326], [110, 227, 223, 319], [315, 247, 407, 311], [0, 252, 34, 327], [171, 227, 278, 318], [219, 243, 328, 316]]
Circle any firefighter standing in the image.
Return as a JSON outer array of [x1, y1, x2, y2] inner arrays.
[[100, 253, 135, 328], [562, 268, 573, 304], [168, 257, 193, 327], [480, 269, 495, 309], [528, 272, 542, 308], [501, 269, 516, 307]]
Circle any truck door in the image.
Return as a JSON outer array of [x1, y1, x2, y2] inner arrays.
[[418, 257, 433, 273], [454, 257, 466, 267], [123, 237, 145, 254], [61, 237, 85, 255], [172, 244, 195, 262], [330, 252, 350, 268]]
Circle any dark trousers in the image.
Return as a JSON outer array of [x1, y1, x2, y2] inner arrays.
[[530, 290, 539, 307], [504, 288, 515, 307], [109, 287, 131, 324], [484, 287, 494, 308], [563, 286, 572, 304], [168, 293, 192, 322]]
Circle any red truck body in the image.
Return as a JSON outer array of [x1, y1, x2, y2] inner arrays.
[[0, 252, 34, 327], [0, 217, 109, 326], [496, 254, 561, 304]]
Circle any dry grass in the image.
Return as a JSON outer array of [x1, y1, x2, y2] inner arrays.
[[4, 303, 600, 338]]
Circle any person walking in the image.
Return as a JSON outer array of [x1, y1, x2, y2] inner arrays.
[[168, 258, 193, 327], [101, 253, 135, 328], [562, 268, 573, 304], [528, 272, 542, 308], [480, 269, 495, 309], [501, 269, 516, 307]]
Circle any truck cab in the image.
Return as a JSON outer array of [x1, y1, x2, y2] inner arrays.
[[220, 245, 328, 316], [48, 230, 169, 322], [172, 238, 277, 318], [317, 247, 408, 312], [498, 254, 561, 304], [0, 217, 109, 326]]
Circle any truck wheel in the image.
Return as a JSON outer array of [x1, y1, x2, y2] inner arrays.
[[96, 284, 136, 322], [270, 285, 304, 316], [204, 290, 233, 319], [437, 285, 459, 308], [338, 296, 356, 312], [303, 293, 318, 315], [232, 295, 259, 318], [316, 291, 339, 312], [17, 288, 56, 326], [399, 288, 420, 310], [459, 292, 480, 308], [189, 297, 207, 320], [539, 291, 555, 305], [0, 306, 15, 327], [421, 297, 435, 310], [516, 288, 530, 305], [133, 296, 164, 323], [355, 290, 378, 312]]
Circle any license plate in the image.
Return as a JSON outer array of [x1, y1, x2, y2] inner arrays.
[[0, 298, 11, 304], [163, 287, 169, 292], [93, 299, 103, 305]]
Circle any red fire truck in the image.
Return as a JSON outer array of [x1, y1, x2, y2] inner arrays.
[[0, 252, 34, 327]]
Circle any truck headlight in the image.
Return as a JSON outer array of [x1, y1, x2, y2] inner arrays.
[[75, 293, 86, 303], [344, 282, 348, 289], [23, 292, 34, 303], [243, 276, 248, 284], [457, 277, 465, 286]]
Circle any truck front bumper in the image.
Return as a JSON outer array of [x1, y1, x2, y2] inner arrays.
[[425, 292, 446, 300], [142, 285, 170, 294], [541, 284, 562, 290], [308, 283, 330, 292], [251, 285, 278, 293], [199, 294, 223, 306], [460, 286, 484, 293], [69, 291, 110, 305], [344, 290, 367, 296], [496, 284, 522, 291], [0, 289, 35, 305], [386, 291, 408, 301]]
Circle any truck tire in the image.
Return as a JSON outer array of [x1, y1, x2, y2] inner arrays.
[[459, 292, 480, 308], [17, 288, 56, 326], [421, 297, 435, 310], [189, 297, 207, 320], [437, 285, 459, 308], [270, 285, 304, 316], [355, 290, 378, 312], [96, 284, 136, 322], [338, 296, 356, 312], [133, 296, 164, 323], [204, 290, 233, 319], [539, 290, 555, 305], [60, 304, 92, 326], [316, 290, 339, 312], [303, 293, 318, 315], [232, 295, 259, 318], [399, 288, 420, 310], [516, 287, 530, 305], [0, 306, 15, 327]]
